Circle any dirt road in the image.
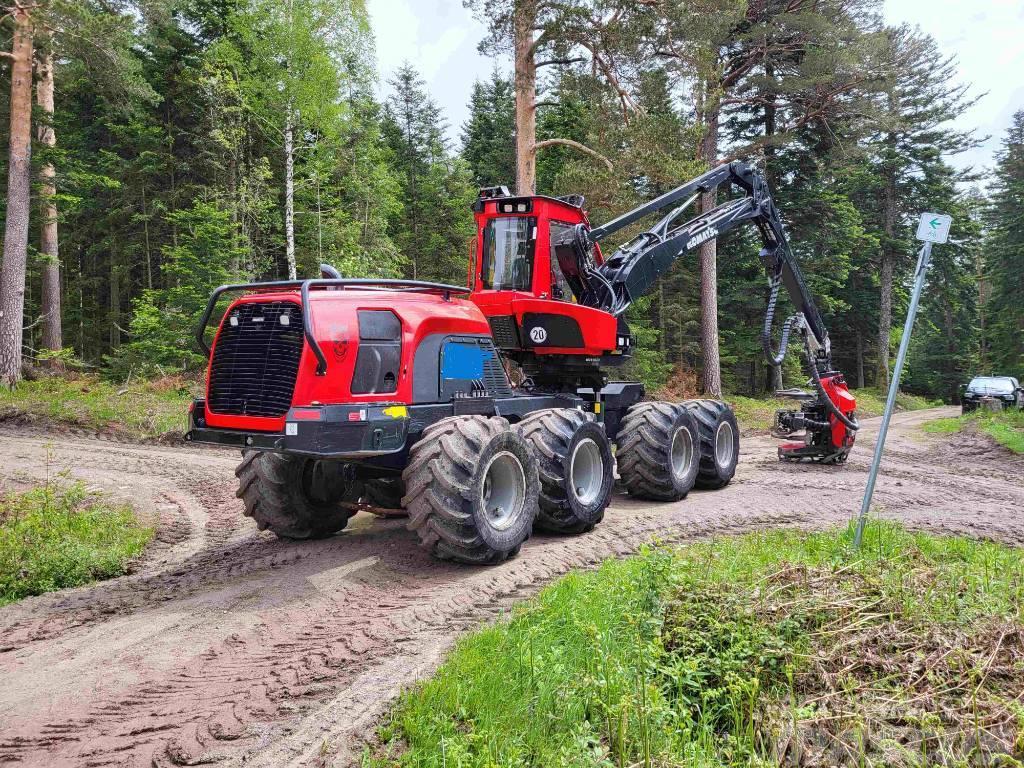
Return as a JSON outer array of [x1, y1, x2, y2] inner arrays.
[[0, 407, 1021, 767]]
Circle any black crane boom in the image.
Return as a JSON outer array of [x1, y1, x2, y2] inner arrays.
[[568, 161, 832, 368]]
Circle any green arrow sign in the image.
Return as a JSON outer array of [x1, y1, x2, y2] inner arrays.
[[917, 212, 952, 243]]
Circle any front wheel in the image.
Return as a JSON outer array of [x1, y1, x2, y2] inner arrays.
[[235, 452, 361, 539], [684, 399, 740, 490], [402, 416, 540, 564]]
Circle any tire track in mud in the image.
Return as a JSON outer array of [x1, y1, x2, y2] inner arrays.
[[0, 408, 1021, 767]]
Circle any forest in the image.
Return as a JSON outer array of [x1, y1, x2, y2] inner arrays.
[[0, 0, 1021, 401]]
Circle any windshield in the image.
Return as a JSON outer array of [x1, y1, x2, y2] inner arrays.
[[481, 217, 535, 291], [968, 377, 1015, 394]]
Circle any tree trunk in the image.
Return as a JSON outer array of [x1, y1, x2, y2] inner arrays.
[[513, 0, 537, 195], [976, 254, 987, 371], [941, 296, 956, 402], [698, 101, 722, 397], [877, 252, 893, 389], [109, 252, 121, 350], [284, 106, 297, 280], [877, 133, 898, 390], [0, 7, 33, 387], [855, 328, 865, 389], [37, 46, 62, 362]]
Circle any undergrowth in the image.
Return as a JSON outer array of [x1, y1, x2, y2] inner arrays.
[[366, 523, 1024, 767], [0, 374, 195, 439], [728, 389, 937, 434], [0, 480, 153, 605], [924, 408, 1024, 454]]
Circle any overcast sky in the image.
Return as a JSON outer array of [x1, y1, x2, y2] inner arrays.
[[366, 0, 1024, 174]]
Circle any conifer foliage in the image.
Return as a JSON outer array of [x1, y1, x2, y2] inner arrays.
[[0, 0, 1014, 402]]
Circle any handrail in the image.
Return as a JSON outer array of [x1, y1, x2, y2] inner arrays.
[[194, 278, 469, 375]]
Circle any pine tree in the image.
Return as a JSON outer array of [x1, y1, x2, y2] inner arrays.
[[897, 166, 982, 399], [862, 25, 978, 388], [983, 111, 1024, 379], [384, 63, 474, 285], [0, 3, 33, 385], [461, 71, 516, 188]]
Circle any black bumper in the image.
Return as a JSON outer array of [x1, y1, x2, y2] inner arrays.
[[186, 400, 410, 458]]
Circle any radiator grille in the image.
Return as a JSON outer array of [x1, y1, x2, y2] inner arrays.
[[488, 315, 520, 348], [208, 301, 304, 417], [482, 347, 513, 396]]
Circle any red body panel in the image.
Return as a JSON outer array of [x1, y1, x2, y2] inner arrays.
[[204, 290, 491, 432], [470, 292, 619, 356], [821, 374, 857, 451], [468, 195, 619, 355]]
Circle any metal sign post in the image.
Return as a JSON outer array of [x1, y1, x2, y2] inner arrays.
[[853, 212, 951, 549]]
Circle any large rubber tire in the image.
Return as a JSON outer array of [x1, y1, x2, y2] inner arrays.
[[363, 477, 405, 509], [515, 409, 613, 534], [684, 399, 740, 490], [235, 451, 360, 539], [616, 402, 700, 501], [402, 415, 540, 564]]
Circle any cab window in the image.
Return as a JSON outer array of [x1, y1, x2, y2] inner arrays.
[[481, 217, 535, 291], [548, 221, 575, 301]]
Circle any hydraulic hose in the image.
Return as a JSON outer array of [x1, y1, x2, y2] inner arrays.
[[804, 343, 860, 432], [762, 271, 857, 433], [762, 275, 798, 366]]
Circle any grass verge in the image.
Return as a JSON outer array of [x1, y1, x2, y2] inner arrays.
[[728, 388, 938, 434], [924, 408, 1024, 454], [0, 374, 194, 440], [0, 481, 153, 605], [366, 523, 1024, 767]]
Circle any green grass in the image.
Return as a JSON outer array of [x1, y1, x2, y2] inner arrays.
[[0, 481, 154, 605], [366, 523, 1024, 768], [924, 408, 1024, 454], [0, 374, 195, 439], [728, 388, 938, 433]]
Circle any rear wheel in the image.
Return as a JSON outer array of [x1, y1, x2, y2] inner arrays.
[[684, 399, 740, 489], [402, 415, 539, 564], [616, 402, 700, 501], [235, 451, 360, 539], [515, 409, 613, 534]]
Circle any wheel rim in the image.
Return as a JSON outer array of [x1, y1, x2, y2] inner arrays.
[[715, 421, 735, 468], [481, 451, 526, 530], [569, 437, 603, 506], [670, 426, 694, 481]]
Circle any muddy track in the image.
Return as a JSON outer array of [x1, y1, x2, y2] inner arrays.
[[0, 407, 1021, 767]]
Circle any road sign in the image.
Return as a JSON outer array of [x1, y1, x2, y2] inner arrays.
[[916, 212, 952, 244], [854, 239, 935, 548]]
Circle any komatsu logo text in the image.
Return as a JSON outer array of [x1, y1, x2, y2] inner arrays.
[[686, 227, 718, 250]]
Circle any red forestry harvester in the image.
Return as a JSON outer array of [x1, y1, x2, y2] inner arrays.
[[187, 162, 858, 563]]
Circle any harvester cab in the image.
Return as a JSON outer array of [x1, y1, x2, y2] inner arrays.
[[468, 189, 630, 388], [185, 162, 857, 565]]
